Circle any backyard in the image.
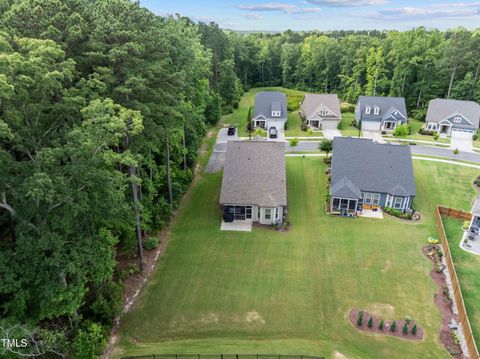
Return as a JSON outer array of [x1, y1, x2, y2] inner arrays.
[[443, 217, 480, 348], [115, 158, 479, 359]]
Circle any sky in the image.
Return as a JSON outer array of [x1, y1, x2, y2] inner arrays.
[[139, 0, 480, 31]]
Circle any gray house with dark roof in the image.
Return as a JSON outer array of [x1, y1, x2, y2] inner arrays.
[[330, 137, 416, 216], [300, 93, 341, 130], [220, 140, 287, 225], [253, 91, 287, 131], [425, 99, 480, 139], [355, 96, 408, 132]]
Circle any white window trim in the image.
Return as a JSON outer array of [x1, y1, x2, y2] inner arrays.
[[264, 208, 272, 220], [374, 106, 380, 115], [394, 197, 403, 209], [365, 106, 372, 115], [372, 193, 380, 205], [453, 116, 462, 123]]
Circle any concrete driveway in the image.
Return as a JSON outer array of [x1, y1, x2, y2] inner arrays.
[[205, 127, 240, 173], [217, 127, 239, 143], [323, 129, 342, 140], [451, 136, 473, 153], [362, 131, 385, 143]]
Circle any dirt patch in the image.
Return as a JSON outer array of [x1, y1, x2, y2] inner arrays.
[[349, 309, 423, 341], [423, 245, 465, 358], [333, 352, 350, 359], [246, 311, 265, 325]]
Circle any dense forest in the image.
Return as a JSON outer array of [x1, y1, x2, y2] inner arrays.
[[0, 0, 479, 357]]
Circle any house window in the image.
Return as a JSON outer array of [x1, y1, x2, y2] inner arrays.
[[275, 207, 279, 219], [453, 116, 462, 123], [374, 106, 380, 115], [332, 198, 340, 211], [271, 111, 281, 117], [365, 106, 372, 115], [394, 197, 403, 209], [364, 192, 373, 204], [264, 208, 271, 220], [246, 206, 252, 219], [321, 109, 328, 116], [372, 193, 380, 205]]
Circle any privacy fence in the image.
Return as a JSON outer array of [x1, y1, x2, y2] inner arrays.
[[435, 206, 479, 359], [122, 355, 324, 359]]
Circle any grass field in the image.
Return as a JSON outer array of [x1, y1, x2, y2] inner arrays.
[[115, 157, 479, 359], [443, 217, 480, 348]]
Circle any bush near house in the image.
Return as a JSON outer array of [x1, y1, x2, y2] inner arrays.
[[384, 207, 413, 219]]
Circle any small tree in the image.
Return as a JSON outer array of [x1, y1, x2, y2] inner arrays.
[[411, 324, 417, 336], [367, 317, 373, 328], [390, 321, 397, 332], [402, 323, 408, 335], [319, 139, 333, 158], [379, 320, 384, 331], [357, 311, 364, 326], [289, 138, 299, 151], [393, 124, 410, 138], [453, 148, 460, 160]]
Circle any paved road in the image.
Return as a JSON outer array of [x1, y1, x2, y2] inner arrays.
[[288, 141, 480, 163]]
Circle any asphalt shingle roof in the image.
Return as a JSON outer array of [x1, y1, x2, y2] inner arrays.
[[220, 140, 287, 207], [330, 137, 416, 199], [357, 96, 407, 122], [426, 99, 480, 129], [253, 92, 287, 119], [301, 93, 341, 118]]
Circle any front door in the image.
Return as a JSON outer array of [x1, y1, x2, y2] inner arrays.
[[256, 120, 266, 129], [440, 125, 449, 134]]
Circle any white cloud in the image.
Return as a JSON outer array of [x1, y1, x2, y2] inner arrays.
[[237, 2, 322, 14], [241, 13, 264, 19], [306, 0, 388, 7], [354, 2, 480, 20]]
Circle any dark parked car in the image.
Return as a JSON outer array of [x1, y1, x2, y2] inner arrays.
[[227, 126, 236, 136], [269, 127, 277, 139]]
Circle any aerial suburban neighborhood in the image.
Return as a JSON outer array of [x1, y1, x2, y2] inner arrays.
[[2, 1, 480, 359]]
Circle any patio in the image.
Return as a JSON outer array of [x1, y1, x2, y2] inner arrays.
[[220, 220, 253, 232], [359, 209, 384, 219]]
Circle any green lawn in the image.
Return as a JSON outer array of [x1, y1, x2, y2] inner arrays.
[[443, 217, 480, 348], [115, 158, 478, 359], [338, 112, 360, 137]]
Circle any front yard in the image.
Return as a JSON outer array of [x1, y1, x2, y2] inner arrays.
[[115, 158, 478, 359]]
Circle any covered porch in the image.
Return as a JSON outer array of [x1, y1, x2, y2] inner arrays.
[[330, 197, 359, 217], [381, 120, 399, 131]]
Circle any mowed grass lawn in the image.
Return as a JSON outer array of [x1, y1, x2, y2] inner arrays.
[[116, 159, 478, 359], [443, 217, 480, 348]]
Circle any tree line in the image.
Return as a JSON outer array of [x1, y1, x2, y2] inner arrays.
[[0, 0, 479, 356]]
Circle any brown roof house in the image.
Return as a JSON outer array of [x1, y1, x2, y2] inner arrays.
[[220, 140, 287, 225]]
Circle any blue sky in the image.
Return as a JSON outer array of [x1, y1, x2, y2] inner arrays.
[[139, 0, 480, 31]]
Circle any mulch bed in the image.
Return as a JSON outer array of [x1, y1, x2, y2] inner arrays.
[[423, 245, 465, 358], [349, 309, 423, 341]]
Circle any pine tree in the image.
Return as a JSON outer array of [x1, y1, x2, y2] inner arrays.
[[402, 323, 408, 335], [412, 324, 417, 336], [390, 321, 397, 332], [357, 311, 364, 326], [368, 317, 373, 328], [379, 320, 384, 331]]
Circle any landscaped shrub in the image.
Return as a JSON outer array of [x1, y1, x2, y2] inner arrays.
[[433, 132, 439, 140], [357, 311, 364, 326], [402, 323, 408, 335], [144, 236, 159, 250], [384, 207, 413, 220], [463, 221, 470, 230], [301, 122, 308, 131], [473, 134, 478, 141], [340, 103, 355, 113], [390, 321, 397, 332], [367, 317, 373, 328], [379, 320, 384, 330], [411, 324, 417, 336], [418, 128, 435, 136]]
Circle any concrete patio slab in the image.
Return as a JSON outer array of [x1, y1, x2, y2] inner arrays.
[[323, 129, 342, 140], [220, 221, 252, 232], [359, 210, 384, 219]]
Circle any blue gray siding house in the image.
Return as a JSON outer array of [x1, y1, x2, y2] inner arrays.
[[355, 96, 408, 132], [330, 137, 416, 216], [253, 91, 288, 131]]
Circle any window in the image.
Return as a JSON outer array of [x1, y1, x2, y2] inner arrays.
[[454, 116, 462, 123], [372, 193, 380, 205], [364, 192, 373, 204], [332, 198, 340, 211], [264, 208, 271, 220], [365, 106, 372, 115], [394, 197, 403, 209], [321, 109, 328, 116], [271, 111, 281, 117], [374, 106, 380, 115], [246, 206, 252, 219], [275, 207, 279, 219]]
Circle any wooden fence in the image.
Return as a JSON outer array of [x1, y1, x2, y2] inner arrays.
[[435, 206, 479, 359]]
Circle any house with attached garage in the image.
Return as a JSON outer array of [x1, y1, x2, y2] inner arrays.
[[330, 137, 416, 216], [220, 140, 287, 225], [300, 93, 341, 130], [355, 96, 408, 132], [424, 99, 480, 139], [253, 91, 287, 131]]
